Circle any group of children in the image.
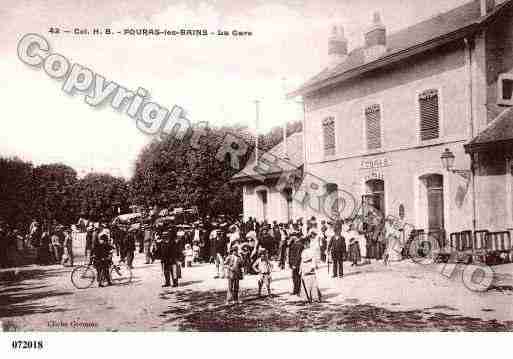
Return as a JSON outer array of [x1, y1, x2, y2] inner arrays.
[[223, 246, 274, 305]]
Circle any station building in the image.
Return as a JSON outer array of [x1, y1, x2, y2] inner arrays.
[[234, 0, 513, 242]]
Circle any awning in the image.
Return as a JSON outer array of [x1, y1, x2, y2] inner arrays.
[[465, 108, 513, 154]]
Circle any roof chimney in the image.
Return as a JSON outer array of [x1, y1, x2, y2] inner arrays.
[[328, 25, 348, 67], [480, 0, 495, 16], [364, 12, 387, 62]]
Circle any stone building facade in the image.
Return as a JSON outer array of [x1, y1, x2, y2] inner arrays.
[[288, 0, 513, 237]]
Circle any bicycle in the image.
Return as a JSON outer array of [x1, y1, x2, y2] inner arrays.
[[71, 259, 133, 289]]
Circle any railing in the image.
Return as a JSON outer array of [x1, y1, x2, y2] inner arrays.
[[446, 230, 512, 265]]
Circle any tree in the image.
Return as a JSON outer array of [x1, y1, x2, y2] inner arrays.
[[128, 120, 302, 219], [73, 173, 130, 222], [0, 157, 35, 229], [32, 163, 78, 225]]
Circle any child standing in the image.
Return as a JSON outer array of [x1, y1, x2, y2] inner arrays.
[[224, 246, 244, 304], [192, 241, 200, 263], [184, 243, 194, 267], [252, 249, 273, 297]]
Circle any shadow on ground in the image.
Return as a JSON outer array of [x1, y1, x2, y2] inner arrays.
[[159, 287, 513, 332], [0, 267, 73, 319]]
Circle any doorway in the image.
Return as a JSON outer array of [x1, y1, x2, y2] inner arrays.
[[257, 189, 268, 221], [364, 179, 385, 214], [283, 187, 293, 222], [419, 174, 445, 247]]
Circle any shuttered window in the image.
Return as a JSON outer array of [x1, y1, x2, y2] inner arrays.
[[419, 89, 440, 141], [322, 117, 335, 156], [365, 104, 381, 150]]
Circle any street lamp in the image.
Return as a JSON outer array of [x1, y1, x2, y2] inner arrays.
[[440, 148, 456, 171], [440, 148, 471, 180]]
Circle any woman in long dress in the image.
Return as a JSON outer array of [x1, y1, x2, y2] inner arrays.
[[347, 223, 367, 265], [384, 219, 404, 263]]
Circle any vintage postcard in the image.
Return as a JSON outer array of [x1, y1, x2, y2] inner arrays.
[[1, 0, 513, 340]]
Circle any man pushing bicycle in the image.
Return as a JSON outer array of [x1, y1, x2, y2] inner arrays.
[[91, 233, 114, 287]]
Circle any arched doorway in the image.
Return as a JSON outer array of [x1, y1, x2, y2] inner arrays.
[[363, 179, 385, 260], [364, 179, 385, 214]]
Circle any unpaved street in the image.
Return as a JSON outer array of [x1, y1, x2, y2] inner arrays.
[[2, 246, 513, 331]]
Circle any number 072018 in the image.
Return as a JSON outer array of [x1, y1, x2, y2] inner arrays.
[[11, 340, 43, 349]]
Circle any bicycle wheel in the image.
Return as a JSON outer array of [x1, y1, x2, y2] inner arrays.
[[71, 265, 96, 289], [110, 263, 133, 285]]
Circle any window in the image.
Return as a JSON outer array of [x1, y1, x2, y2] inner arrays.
[[498, 73, 513, 106], [322, 116, 335, 156], [419, 89, 440, 141], [365, 104, 382, 150], [324, 183, 339, 219]]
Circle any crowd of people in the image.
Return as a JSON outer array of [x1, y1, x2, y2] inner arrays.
[[0, 211, 406, 305]]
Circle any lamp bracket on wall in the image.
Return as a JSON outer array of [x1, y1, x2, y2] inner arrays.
[[450, 169, 471, 181]]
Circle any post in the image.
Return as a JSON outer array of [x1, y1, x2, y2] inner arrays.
[[255, 100, 260, 164], [283, 122, 288, 159]]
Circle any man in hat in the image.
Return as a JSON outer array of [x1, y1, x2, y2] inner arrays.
[[328, 223, 346, 278], [155, 230, 179, 287], [271, 221, 281, 257], [300, 237, 322, 303], [278, 223, 288, 270], [288, 232, 304, 296], [61, 229, 74, 267], [126, 227, 137, 269], [224, 245, 243, 304], [259, 227, 273, 257], [91, 233, 114, 287], [143, 223, 153, 264], [213, 225, 227, 278]]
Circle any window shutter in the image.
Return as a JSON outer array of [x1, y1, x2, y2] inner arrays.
[[322, 117, 335, 156], [419, 89, 439, 141], [365, 104, 381, 150]]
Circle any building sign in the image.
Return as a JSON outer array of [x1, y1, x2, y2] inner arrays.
[[364, 171, 384, 182], [360, 157, 392, 170]]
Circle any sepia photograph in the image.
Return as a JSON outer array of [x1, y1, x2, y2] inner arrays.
[[1, 0, 513, 338]]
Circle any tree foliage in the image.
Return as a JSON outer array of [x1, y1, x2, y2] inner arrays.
[[129, 120, 302, 218], [0, 158, 130, 229], [0, 120, 302, 228]]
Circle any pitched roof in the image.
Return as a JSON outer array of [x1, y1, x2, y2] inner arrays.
[[465, 108, 513, 153], [290, 0, 512, 98], [231, 131, 303, 183]]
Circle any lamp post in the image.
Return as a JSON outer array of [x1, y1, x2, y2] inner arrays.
[[440, 148, 477, 233], [440, 148, 471, 180]]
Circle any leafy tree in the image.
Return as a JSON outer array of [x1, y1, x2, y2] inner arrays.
[[32, 163, 78, 225], [0, 157, 35, 229], [129, 120, 302, 219], [73, 173, 130, 222]]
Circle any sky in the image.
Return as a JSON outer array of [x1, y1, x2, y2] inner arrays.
[[0, 0, 472, 178]]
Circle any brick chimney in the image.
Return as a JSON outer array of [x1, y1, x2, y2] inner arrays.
[[364, 12, 387, 63], [328, 25, 348, 67], [480, 0, 495, 16]]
